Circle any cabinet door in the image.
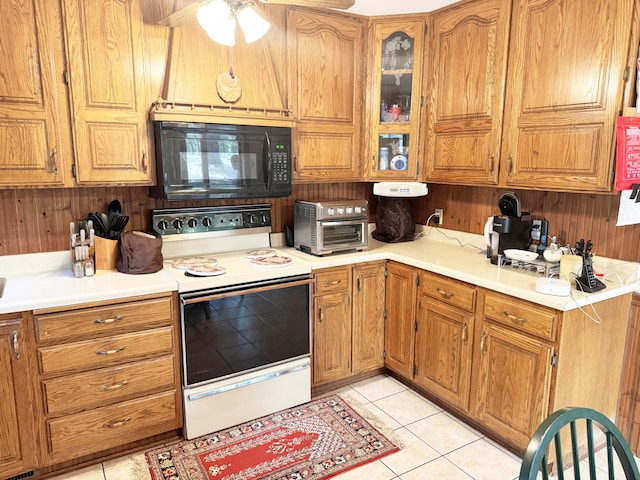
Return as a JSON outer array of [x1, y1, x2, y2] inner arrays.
[[384, 262, 417, 378], [367, 18, 425, 181], [475, 322, 554, 449], [352, 262, 385, 374], [0, 317, 35, 479], [288, 9, 364, 182], [500, 0, 633, 192], [414, 294, 474, 411], [63, 0, 151, 184], [424, 0, 510, 186], [313, 292, 351, 385], [0, 0, 67, 187]]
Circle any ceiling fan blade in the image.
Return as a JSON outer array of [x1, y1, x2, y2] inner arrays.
[[258, 0, 355, 9], [158, 1, 208, 28]]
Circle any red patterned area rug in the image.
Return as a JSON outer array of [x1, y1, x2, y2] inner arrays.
[[145, 395, 399, 480]]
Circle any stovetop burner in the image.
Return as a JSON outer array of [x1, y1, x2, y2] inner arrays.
[[151, 204, 311, 292]]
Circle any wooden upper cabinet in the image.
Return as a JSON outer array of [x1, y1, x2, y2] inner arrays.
[[366, 18, 426, 181], [0, 0, 69, 187], [288, 9, 364, 182], [500, 0, 634, 192], [424, 0, 511, 186], [63, 0, 151, 184]]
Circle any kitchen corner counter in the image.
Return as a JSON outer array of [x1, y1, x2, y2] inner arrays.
[[280, 227, 640, 312], [0, 251, 177, 314]]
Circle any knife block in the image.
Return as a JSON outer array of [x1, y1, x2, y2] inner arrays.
[[94, 236, 120, 270]]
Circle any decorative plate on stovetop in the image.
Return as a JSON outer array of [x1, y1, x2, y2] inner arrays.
[[245, 249, 277, 259], [249, 255, 293, 268], [185, 264, 227, 277], [172, 256, 218, 270]]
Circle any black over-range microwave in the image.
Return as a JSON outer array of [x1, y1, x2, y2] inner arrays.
[[150, 122, 292, 200]]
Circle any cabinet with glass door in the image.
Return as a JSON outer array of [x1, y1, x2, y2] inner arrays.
[[366, 19, 425, 180]]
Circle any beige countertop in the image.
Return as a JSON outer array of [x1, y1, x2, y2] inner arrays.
[[1, 226, 638, 314], [277, 226, 640, 312]]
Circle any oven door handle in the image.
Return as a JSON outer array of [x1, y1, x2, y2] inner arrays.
[[187, 362, 310, 401], [319, 219, 366, 227], [181, 277, 313, 304]]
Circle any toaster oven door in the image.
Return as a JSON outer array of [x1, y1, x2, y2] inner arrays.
[[318, 219, 367, 252]]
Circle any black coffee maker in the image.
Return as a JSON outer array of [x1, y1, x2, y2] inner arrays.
[[487, 192, 532, 264]]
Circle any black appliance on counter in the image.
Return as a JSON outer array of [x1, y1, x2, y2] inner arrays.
[[487, 192, 532, 264]]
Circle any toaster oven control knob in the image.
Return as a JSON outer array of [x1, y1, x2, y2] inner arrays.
[[172, 219, 183, 229], [187, 218, 198, 228], [157, 220, 169, 231], [202, 217, 212, 227]]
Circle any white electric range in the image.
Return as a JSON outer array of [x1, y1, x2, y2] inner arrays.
[[152, 204, 312, 439]]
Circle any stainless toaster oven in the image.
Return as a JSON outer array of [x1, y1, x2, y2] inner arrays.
[[294, 200, 368, 256]]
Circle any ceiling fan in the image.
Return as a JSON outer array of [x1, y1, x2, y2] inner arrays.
[[159, 0, 356, 30], [159, 0, 354, 104]]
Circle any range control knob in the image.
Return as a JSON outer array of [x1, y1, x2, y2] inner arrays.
[[202, 217, 212, 227], [172, 218, 183, 230], [337, 207, 345, 215], [354, 206, 362, 214], [157, 220, 169, 231], [187, 218, 198, 228], [327, 208, 335, 216], [346, 207, 353, 215]]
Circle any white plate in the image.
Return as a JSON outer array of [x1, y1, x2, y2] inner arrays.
[[504, 249, 539, 262]]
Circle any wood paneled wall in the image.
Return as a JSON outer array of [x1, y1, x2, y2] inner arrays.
[[1, 183, 639, 263]]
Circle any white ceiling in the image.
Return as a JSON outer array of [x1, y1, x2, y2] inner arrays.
[[344, 0, 460, 16]]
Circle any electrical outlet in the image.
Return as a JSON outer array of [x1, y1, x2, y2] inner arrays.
[[435, 208, 444, 225]]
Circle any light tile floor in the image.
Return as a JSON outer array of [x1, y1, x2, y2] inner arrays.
[[49, 374, 640, 480]]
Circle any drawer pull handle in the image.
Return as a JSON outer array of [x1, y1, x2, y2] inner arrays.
[[462, 323, 468, 345], [437, 288, 454, 298], [100, 380, 129, 391], [94, 315, 124, 324], [10, 330, 20, 359], [103, 418, 131, 428], [480, 332, 487, 354], [504, 311, 527, 323], [96, 346, 125, 355], [323, 279, 342, 286]]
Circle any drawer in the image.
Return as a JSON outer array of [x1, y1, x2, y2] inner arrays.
[[421, 273, 476, 312], [484, 292, 558, 341], [38, 326, 174, 375], [34, 296, 172, 343], [47, 390, 178, 461], [314, 267, 351, 294], [43, 355, 176, 415]]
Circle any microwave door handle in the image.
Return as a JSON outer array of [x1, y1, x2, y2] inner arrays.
[[263, 131, 272, 190]]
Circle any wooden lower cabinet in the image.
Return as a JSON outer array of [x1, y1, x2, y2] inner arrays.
[[32, 293, 182, 466], [312, 262, 385, 386], [385, 266, 633, 454], [413, 272, 476, 412], [0, 314, 36, 480], [474, 321, 554, 447], [384, 261, 418, 378]]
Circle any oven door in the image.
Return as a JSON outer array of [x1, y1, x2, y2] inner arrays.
[[180, 275, 312, 439], [318, 218, 368, 252], [180, 275, 312, 388]]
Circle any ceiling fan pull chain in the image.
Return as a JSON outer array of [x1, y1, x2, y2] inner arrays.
[[229, 47, 235, 78]]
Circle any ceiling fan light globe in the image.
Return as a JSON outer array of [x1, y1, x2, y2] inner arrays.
[[237, 6, 270, 43], [197, 1, 236, 46]]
